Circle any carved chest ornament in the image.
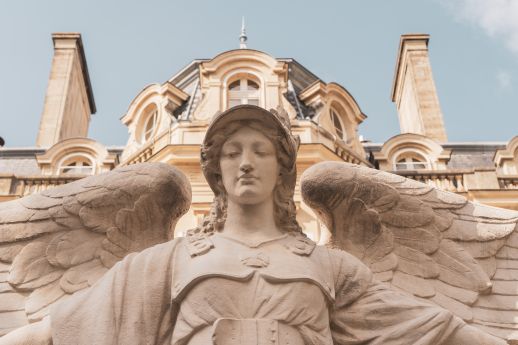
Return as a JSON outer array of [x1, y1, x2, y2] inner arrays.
[[185, 231, 315, 258], [240, 252, 270, 268]]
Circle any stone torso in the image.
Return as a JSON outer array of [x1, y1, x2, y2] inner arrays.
[[170, 233, 335, 345]]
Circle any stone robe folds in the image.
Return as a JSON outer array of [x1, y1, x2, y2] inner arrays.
[[51, 233, 465, 345]]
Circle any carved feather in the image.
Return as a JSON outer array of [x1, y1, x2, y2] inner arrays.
[[301, 161, 518, 341], [0, 162, 191, 335]]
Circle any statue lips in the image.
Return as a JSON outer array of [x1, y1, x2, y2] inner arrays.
[[238, 174, 258, 185]]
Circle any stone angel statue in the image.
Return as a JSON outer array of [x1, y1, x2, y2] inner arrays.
[[0, 105, 514, 344]]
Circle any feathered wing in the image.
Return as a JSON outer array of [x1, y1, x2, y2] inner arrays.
[[0, 162, 191, 335], [301, 161, 518, 341]]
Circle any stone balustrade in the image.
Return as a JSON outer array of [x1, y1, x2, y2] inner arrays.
[[12, 176, 82, 196], [394, 170, 467, 193], [498, 176, 518, 189], [125, 146, 153, 165]]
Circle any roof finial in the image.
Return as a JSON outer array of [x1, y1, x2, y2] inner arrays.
[[239, 16, 247, 49]]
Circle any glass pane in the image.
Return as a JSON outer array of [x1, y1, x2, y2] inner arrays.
[[394, 161, 428, 170], [229, 99, 241, 108], [61, 162, 92, 175], [247, 99, 259, 106], [145, 118, 153, 133], [80, 167, 93, 174], [247, 80, 259, 90], [147, 128, 154, 139], [336, 128, 344, 139], [331, 111, 344, 139], [395, 163, 408, 171], [229, 80, 240, 91], [144, 128, 152, 141], [144, 111, 157, 141]]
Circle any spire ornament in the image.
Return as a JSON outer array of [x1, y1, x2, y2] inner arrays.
[[239, 16, 247, 49]]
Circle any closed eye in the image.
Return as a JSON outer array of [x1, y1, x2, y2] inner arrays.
[[225, 152, 240, 158], [255, 150, 274, 157]]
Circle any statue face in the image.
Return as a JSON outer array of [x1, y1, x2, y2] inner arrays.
[[219, 127, 279, 205]]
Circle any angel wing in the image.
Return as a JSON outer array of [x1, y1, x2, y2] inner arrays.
[[0, 162, 191, 336], [301, 161, 518, 342]]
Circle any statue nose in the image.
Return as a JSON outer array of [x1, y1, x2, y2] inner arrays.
[[239, 151, 254, 173], [240, 163, 253, 173]]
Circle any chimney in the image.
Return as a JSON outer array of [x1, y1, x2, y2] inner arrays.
[[36, 33, 96, 147], [391, 34, 447, 142]]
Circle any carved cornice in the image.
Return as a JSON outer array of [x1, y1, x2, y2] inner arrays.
[[374, 133, 451, 167], [121, 82, 189, 126], [299, 81, 366, 124], [35, 137, 116, 168], [495, 136, 518, 166], [200, 49, 285, 76]]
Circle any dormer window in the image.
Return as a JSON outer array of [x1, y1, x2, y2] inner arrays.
[[142, 109, 158, 142], [228, 78, 260, 108], [330, 108, 346, 140], [394, 152, 430, 171], [58, 156, 94, 175]]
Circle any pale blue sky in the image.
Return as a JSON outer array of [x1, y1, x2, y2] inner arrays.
[[1, 0, 517, 147]]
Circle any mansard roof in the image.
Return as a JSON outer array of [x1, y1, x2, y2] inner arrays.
[[166, 49, 361, 120]]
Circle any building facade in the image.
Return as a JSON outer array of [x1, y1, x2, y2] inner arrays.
[[1, 32, 517, 243]]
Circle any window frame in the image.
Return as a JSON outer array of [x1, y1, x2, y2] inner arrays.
[[330, 107, 346, 141], [393, 151, 431, 171], [57, 155, 95, 175], [226, 75, 261, 108], [142, 109, 159, 143]]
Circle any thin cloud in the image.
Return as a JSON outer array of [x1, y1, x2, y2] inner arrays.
[[441, 0, 518, 55]]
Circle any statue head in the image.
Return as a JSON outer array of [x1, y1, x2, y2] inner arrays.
[[198, 105, 301, 235]]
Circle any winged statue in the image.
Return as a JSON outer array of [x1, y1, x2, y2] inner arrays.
[[0, 105, 515, 344], [301, 161, 518, 343]]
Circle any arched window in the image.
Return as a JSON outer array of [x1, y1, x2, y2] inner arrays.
[[142, 109, 158, 142], [330, 108, 346, 140], [227, 78, 260, 108], [394, 152, 430, 171], [58, 156, 94, 175]]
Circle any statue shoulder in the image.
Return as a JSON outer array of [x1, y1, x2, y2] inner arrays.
[[318, 246, 373, 304], [324, 246, 370, 269], [112, 237, 185, 271], [284, 232, 316, 256]]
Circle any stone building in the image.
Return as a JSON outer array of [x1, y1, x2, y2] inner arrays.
[[1, 32, 517, 242]]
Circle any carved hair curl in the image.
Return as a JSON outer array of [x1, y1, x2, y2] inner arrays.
[[194, 119, 301, 236]]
